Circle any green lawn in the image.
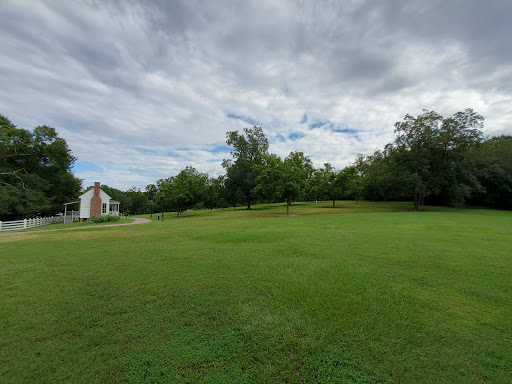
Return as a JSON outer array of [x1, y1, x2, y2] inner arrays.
[[1, 201, 511, 383]]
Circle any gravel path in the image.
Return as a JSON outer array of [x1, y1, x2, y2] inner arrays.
[[0, 217, 151, 237]]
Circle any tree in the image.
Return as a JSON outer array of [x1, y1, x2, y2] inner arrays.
[[254, 151, 311, 215], [392, 109, 483, 210], [0, 114, 81, 220], [253, 153, 283, 204], [161, 166, 207, 217], [203, 176, 226, 210], [281, 151, 312, 214], [145, 183, 158, 216], [340, 166, 363, 204], [468, 135, 512, 209], [313, 163, 344, 208], [126, 188, 149, 215], [223, 126, 269, 209]]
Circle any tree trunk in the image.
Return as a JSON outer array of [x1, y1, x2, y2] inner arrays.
[[246, 198, 252, 210], [413, 191, 421, 211], [286, 199, 290, 215], [332, 199, 335, 208]]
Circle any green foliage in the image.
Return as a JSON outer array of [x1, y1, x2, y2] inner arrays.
[[90, 214, 121, 223], [254, 151, 312, 214], [358, 109, 484, 210], [253, 153, 285, 203], [340, 166, 363, 202], [312, 163, 344, 207], [0, 114, 81, 220], [224, 126, 269, 209], [126, 188, 149, 215], [160, 166, 208, 216], [468, 135, 512, 208], [203, 176, 227, 210], [144, 183, 158, 201]]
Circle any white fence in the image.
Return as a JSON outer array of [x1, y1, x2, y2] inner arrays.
[[0, 216, 64, 231], [64, 210, 79, 224]]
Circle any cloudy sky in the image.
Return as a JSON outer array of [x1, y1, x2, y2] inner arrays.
[[1, 0, 511, 190]]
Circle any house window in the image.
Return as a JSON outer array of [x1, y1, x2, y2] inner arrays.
[[102, 203, 107, 214]]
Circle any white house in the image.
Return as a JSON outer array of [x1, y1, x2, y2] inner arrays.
[[79, 182, 120, 221]]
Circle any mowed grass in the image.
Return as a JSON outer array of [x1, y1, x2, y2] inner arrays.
[[1, 201, 511, 383]]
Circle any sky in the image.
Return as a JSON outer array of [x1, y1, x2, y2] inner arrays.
[[1, 0, 511, 190]]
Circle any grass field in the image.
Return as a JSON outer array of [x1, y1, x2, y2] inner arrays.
[[1, 201, 511, 383]]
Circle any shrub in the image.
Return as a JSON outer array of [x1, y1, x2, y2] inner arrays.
[[91, 215, 121, 223]]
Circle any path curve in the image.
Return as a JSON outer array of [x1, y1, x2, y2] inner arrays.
[[0, 217, 151, 237]]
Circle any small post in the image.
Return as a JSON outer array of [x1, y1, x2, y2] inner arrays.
[[24, 219, 27, 229], [0, 221, 2, 231], [161, 192, 165, 221]]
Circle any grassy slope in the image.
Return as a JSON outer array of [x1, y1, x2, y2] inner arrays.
[[1, 201, 511, 383]]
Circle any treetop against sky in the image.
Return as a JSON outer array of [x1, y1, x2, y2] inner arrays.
[[1, 1, 511, 189]]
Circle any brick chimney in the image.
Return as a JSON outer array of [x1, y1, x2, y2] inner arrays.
[[90, 182, 102, 218]]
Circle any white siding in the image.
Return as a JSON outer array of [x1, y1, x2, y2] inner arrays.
[[79, 188, 94, 219], [100, 190, 111, 215]]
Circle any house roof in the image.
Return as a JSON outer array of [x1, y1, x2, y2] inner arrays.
[[78, 186, 112, 200], [110, 200, 120, 204]]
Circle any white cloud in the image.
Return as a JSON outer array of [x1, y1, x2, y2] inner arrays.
[[1, 0, 511, 189]]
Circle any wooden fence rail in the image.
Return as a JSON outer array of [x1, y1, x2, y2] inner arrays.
[[0, 216, 63, 231]]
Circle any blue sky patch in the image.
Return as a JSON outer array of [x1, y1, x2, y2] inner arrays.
[[333, 128, 359, 135], [310, 121, 328, 129], [134, 147, 156, 154], [289, 132, 304, 140], [226, 113, 260, 126], [213, 145, 231, 153], [71, 161, 102, 173]]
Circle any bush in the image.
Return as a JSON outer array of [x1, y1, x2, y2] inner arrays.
[[91, 214, 121, 223]]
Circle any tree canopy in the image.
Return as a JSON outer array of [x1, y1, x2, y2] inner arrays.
[[223, 126, 269, 209], [1, 114, 81, 220], [160, 166, 208, 217]]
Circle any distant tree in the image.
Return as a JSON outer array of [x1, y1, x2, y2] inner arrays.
[[145, 183, 158, 201], [254, 151, 311, 215], [468, 135, 512, 208], [253, 153, 283, 204], [203, 176, 228, 210], [222, 160, 246, 209], [126, 188, 149, 215], [340, 166, 363, 204], [313, 163, 344, 208], [145, 183, 158, 216], [223, 126, 269, 209], [392, 109, 483, 210], [281, 151, 312, 214], [354, 148, 399, 202], [0, 114, 81, 220], [161, 166, 207, 217]]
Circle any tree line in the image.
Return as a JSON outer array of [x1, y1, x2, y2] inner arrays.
[[2, 109, 511, 220], [122, 108, 512, 216]]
